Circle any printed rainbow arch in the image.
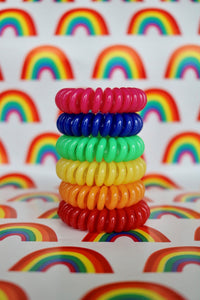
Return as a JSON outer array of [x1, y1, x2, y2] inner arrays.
[[0, 223, 57, 241], [127, 8, 180, 35], [0, 8, 37, 36], [25, 132, 60, 164], [162, 132, 200, 163], [174, 192, 200, 203], [165, 45, 200, 79], [21, 45, 74, 80], [149, 205, 200, 219], [81, 281, 185, 300], [142, 173, 180, 189], [9, 246, 113, 273], [38, 208, 59, 219], [144, 246, 200, 272], [197, 109, 200, 120], [8, 191, 60, 202], [23, 0, 74, 1], [194, 227, 200, 240], [0, 205, 17, 218], [55, 8, 109, 35], [0, 90, 40, 122], [0, 140, 9, 163], [0, 281, 28, 300], [0, 173, 36, 188], [92, 45, 146, 79], [82, 226, 170, 242], [140, 88, 180, 122]]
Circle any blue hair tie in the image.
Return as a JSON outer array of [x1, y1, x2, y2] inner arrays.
[[57, 112, 143, 137]]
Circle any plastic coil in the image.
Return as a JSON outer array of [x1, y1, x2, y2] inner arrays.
[[57, 112, 143, 137], [57, 200, 150, 233], [56, 157, 146, 186], [55, 87, 147, 114], [59, 181, 145, 210], [56, 135, 145, 163]]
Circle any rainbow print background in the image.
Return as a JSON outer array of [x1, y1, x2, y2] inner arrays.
[[0, 1, 199, 299]]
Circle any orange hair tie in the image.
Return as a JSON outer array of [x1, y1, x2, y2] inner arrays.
[[59, 180, 145, 210]]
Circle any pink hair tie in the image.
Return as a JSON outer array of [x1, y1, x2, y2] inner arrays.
[[55, 87, 147, 114]]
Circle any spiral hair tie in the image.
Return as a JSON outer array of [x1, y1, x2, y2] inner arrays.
[[56, 112, 143, 137], [56, 157, 146, 186], [55, 87, 147, 114], [59, 181, 145, 210], [57, 200, 150, 233], [56, 135, 145, 163]]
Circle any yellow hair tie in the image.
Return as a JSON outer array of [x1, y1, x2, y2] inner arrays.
[[56, 157, 146, 186]]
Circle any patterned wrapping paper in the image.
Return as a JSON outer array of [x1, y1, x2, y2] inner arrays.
[[0, 1, 200, 299]]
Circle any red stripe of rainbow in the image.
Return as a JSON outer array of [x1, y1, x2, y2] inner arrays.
[[0, 223, 57, 241], [0, 90, 40, 122], [0, 205, 17, 218], [55, 8, 109, 35], [25, 132, 60, 164], [81, 281, 185, 300], [142, 173, 180, 189], [92, 45, 146, 79], [174, 192, 200, 203], [0, 9, 37, 36], [140, 88, 180, 122], [82, 226, 170, 242], [0, 173, 36, 189], [127, 8, 180, 35], [21, 45, 74, 80], [8, 192, 59, 202], [9, 247, 113, 273], [162, 132, 200, 163], [0, 281, 28, 300], [149, 205, 200, 219], [144, 246, 200, 272], [165, 45, 200, 79], [0, 140, 9, 163]]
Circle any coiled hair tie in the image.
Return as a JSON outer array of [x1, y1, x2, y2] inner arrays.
[[56, 135, 145, 163], [55, 87, 147, 114], [57, 112, 143, 137], [57, 200, 150, 233], [56, 157, 146, 186], [59, 181, 145, 210]]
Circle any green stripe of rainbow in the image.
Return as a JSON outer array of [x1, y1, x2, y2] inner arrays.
[[82, 226, 170, 242], [0, 205, 17, 218], [0, 281, 28, 300], [174, 192, 200, 203], [165, 45, 200, 78], [0, 173, 36, 188], [144, 246, 200, 272], [0, 223, 57, 241], [55, 8, 109, 35], [8, 192, 59, 202], [9, 247, 113, 273], [38, 208, 58, 219], [0, 9, 37, 36], [127, 8, 180, 35], [139, 89, 180, 122], [21, 45, 74, 80], [142, 173, 180, 189], [162, 132, 200, 163], [92, 45, 146, 79], [25, 132, 60, 164], [82, 281, 185, 300], [0, 90, 40, 122], [149, 205, 200, 219]]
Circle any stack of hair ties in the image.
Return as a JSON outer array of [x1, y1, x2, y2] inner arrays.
[[55, 87, 150, 233]]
